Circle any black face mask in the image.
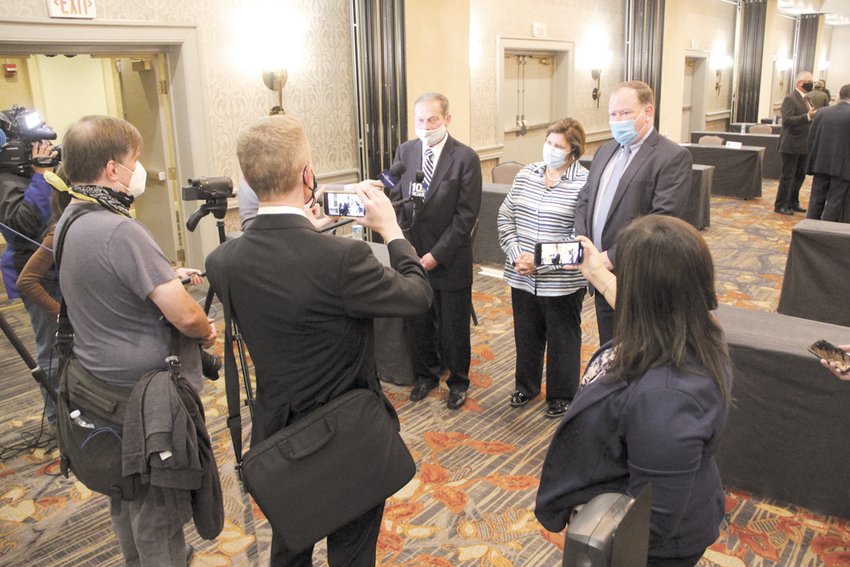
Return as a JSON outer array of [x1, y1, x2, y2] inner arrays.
[[303, 168, 317, 207], [801, 82, 814, 92]]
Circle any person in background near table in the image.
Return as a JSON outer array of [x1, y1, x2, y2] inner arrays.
[[809, 80, 830, 108], [812, 79, 832, 106], [574, 80, 691, 345], [820, 344, 850, 381], [536, 215, 731, 567], [389, 92, 482, 411], [497, 118, 589, 418], [17, 169, 72, 317], [774, 71, 817, 216], [805, 84, 850, 223]]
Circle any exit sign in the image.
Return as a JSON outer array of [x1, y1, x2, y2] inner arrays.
[[47, 0, 97, 19]]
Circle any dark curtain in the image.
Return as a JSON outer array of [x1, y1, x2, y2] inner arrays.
[[626, 0, 665, 129], [794, 13, 820, 77], [351, 0, 407, 179], [735, 0, 766, 123]]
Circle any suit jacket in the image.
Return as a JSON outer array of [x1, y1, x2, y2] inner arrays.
[[205, 214, 432, 444], [535, 350, 729, 559], [779, 89, 814, 155], [806, 101, 850, 181], [389, 135, 482, 290], [573, 130, 691, 266]]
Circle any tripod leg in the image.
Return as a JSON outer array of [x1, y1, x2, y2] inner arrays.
[[231, 319, 255, 418], [0, 309, 56, 404]]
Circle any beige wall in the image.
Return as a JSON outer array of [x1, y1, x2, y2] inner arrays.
[[405, 0, 471, 145], [827, 25, 850, 97], [660, 0, 736, 139], [0, 0, 359, 185], [0, 56, 33, 110]]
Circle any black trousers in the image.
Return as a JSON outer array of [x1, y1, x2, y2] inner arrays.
[[270, 502, 384, 567], [775, 152, 807, 209], [646, 551, 705, 567], [807, 173, 850, 222], [405, 286, 472, 391], [594, 290, 615, 346], [511, 287, 585, 401]]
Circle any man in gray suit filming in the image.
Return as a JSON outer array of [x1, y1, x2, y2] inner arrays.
[[574, 80, 691, 345]]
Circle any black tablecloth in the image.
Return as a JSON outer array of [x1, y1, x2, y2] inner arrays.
[[729, 122, 782, 135], [367, 242, 415, 385], [681, 144, 764, 199], [715, 304, 850, 519], [778, 219, 850, 326], [577, 156, 711, 230], [473, 183, 511, 265], [690, 131, 780, 179]]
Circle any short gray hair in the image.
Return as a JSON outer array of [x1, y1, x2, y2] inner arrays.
[[414, 92, 450, 116], [795, 70, 812, 82]]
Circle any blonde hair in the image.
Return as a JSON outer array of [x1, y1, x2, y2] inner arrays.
[[612, 80, 655, 108], [237, 115, 310, 200]]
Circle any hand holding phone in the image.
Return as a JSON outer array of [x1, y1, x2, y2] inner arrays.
[[323, 191, 366, 218], [808, 339, 850, 376], [534, 239, 584, 267]]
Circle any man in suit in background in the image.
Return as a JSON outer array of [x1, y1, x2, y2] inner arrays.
[[206, 115, 431, 566], [775, 70, 817, 216], [389, 92, 482, 410], [574, 80, 691, 345], [806, 84, 850, 223]]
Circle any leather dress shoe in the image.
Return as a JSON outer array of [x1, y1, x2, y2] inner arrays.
[[774, 207, 793, 215], [446, 389, 467, 410], [792, 206, 807, 213], [545, 399, 570, 418], [409, 382, 436, 402], [509, 390, 531, 407]]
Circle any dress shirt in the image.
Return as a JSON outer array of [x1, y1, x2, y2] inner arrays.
[[257, 205, 308, 217], [593, 127, 652, 223], [421, 131, 449, 169]]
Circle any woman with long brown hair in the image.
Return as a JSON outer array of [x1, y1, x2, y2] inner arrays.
[[535, 215, 731, 566]]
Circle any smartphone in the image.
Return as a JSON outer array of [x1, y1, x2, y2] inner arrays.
[[534, 239, 583, 267], [323, 191, 365, 218], [808, 339, 850, 374]]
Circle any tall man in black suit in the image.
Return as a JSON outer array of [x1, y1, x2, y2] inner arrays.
[[205, 115, 432, 567], [806, 84, 850, 223], [775, 70, 817, 215], [389, 92, 482, 410], [574, 80, 691, 345]]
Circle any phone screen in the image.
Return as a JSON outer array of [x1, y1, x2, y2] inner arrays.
[[534, 240, 583, 267], [323, 192, 366, 217], [808, 339, 850, 374]]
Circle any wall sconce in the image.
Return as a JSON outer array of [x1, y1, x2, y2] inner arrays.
[[591, 69, 602, 108], [262, 68, 288, 114], [714, 69, 722, 96]]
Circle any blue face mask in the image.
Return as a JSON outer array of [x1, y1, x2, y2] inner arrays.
[[609, 108, 646, 146], [542, 144, 569, 169]]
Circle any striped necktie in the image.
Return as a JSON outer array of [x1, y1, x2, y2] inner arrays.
[[423, 147, 435, 190]]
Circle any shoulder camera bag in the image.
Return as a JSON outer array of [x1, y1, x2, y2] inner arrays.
[[216, 268, 416, 552]]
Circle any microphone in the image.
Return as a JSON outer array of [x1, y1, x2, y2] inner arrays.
[[377, 161, 407, 189], [410, 171, 426, 201]]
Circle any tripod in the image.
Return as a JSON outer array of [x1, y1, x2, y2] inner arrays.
[[186, 198, 254, 418], [0, 308, 56, 404]]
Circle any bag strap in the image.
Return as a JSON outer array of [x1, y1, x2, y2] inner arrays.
[[54, 205, 94, 360]]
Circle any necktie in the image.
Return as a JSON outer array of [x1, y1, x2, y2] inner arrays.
[[423, 147, 435, 191], [593, 144, 632, 250]]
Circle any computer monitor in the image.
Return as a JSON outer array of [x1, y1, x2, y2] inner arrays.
[[563, 484, 653, 567]]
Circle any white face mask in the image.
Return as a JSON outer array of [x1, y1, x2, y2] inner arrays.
[[542, 144, 569, 169], [415, 124, 447, 147], [117, 161, 147, 198]]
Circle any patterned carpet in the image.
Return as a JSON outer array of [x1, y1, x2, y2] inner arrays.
[[1, 177, 849, 566]]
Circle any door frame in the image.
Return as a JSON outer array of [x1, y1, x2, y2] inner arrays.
[[684, 49, 709, 141], [0, 18, 216, 268]]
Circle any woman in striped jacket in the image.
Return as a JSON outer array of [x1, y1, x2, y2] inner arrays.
[[497, 118, 589, 418]]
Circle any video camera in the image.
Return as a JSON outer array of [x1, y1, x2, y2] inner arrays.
[[0, 105, 59, 176], [182, 176, 234, 231]]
